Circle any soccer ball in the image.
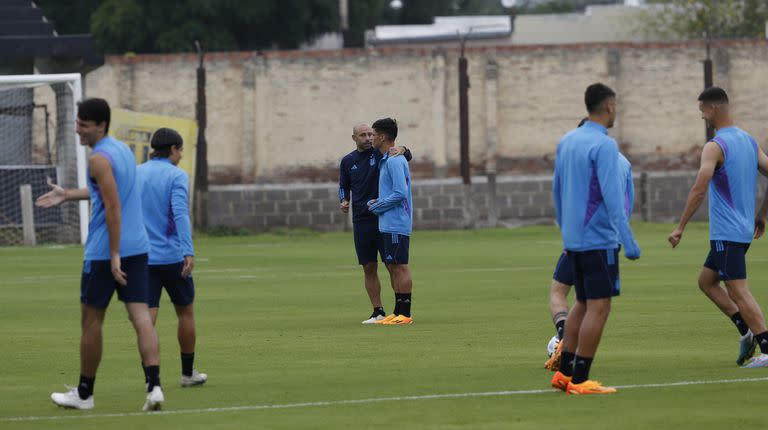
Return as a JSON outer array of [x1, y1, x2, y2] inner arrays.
[[547, 335, 560, 357]]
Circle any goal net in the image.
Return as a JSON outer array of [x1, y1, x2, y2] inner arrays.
[[0, 74, 87, 246]]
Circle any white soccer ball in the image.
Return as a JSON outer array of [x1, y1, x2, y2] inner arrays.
[[547, 335, 560, 357]]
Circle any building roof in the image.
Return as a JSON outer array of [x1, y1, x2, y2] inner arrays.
[[0, 0, 101, 72]]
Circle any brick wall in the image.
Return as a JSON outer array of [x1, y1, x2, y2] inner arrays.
[[207, 171, 768, 232], [85, 40, 768, 184]]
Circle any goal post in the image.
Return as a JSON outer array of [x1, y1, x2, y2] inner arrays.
[[0, 73, 87, 246]]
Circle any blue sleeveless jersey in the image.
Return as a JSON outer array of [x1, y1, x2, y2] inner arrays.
[[709, 127, 758, 243], [83, 136, 149, 260]]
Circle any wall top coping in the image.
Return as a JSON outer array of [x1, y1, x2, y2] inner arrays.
[[104, 39, 768, 65], [208, 171, 700, 192]]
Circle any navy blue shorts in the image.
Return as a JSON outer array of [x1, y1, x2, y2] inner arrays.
[[380, 232, 410, 265], [569, 248, 620, 302], [552, 251, 574, 285], [704, 240, 750, 281], [147, 262, 195, 308], [353, 222, 382, 265], [80, 253, 149, 309]]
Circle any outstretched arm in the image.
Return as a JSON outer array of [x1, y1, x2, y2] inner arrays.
[[35, 177, 89, 207], [668, 141, 722, 247]]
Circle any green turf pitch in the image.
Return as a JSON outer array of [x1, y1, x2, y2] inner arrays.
[[1, 223, 767, 429]]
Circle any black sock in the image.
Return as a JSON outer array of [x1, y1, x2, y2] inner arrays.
[[555, 320, 565, 340], [141, 362, 148, 384], [373, 307, 385, 317], [731, 312, 750, 336], [571, 355, 594, 384], [756, 332, 768, 354], [393, 299, 402, 316], [77, 375, 95, 400], [181, 353, 195, 377], [396, 293, 412, 317], [146, 365, 161, 392], [558, 351, 575, 377]]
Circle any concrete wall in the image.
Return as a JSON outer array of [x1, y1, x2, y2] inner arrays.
[[84, 40, 768, 184], [207, 172, 768, 232]]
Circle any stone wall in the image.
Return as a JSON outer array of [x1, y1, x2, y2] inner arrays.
[[207, 171, 768, 232], [84, 40, 768, 184]]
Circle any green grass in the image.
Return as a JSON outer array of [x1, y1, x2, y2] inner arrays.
[[1, 223, 767, 429]]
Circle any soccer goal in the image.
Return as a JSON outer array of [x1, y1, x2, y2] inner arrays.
[[0, 73, 87, 246]]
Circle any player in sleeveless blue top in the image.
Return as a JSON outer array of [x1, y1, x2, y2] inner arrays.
[[137, 128, 207, 387], [36, 98, 165, 410], [669, 87, 768, 368]]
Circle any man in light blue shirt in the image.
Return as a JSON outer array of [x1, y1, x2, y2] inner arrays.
[[368, 118, 414, 325], [137, 128, 207, 387], [545, 117, 634, 372], [669, 87, 768, 368], [550, 84, 640, 395], [37, 98, 164, 411]]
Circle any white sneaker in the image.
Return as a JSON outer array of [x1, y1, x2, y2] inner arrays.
[[181, 370, 208, 387], [742, 353, 768, 368], [362, 314, 386, 324], [51, 387, 94, 410], [142, 386, 164, 411]]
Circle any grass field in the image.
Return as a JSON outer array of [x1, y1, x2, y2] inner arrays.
[[2, 222, 768, 429]]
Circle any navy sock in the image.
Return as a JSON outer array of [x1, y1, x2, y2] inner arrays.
[[731, 312, 750, 336], [396, 293, 412, 317], [559, 351, 575, 377], [77, 375, 95, 400], [571, 355, 594, 384], [756, 332, 768, 354], [181, 353, 194, 377], [141, 362, 148, 383], [373, 307, 386, 317], [146, 365, 161, 392]]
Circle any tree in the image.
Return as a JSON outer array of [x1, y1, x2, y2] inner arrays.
[[637, 0, 768, 40], [37, 0, 338, 54]]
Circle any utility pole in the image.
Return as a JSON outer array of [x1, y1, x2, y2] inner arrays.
[[458, 29, 476, 228], [703, 31, 714, 142], [194, 40, 209, 230]]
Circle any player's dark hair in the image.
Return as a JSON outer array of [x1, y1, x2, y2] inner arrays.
[[77, 98, 111, 134], [150, 127, 183, 159], [372, 118, 398, 141], [698, 86, 729, 104], [584, 83, 616, 114]]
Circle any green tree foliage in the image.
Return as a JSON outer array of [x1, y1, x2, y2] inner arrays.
[[35, 0, 607, 53], [38, 0, 338, 53], [638, 0, 768, 40]]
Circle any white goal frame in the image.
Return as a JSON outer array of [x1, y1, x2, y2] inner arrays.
[[0, 73, 87, 244]]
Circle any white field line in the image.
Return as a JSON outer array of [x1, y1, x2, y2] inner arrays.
[[2, 376, 767, 423], [8, 259, 768, 284]]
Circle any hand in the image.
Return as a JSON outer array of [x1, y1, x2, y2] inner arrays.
[[367, 199, 377, 208], [389, 146, 406, 157], [668, 227, 684, 248], [340, 200, 350, 214], [624, 239, 641, 260], [35, 177, 66, 208], [755, 218, 766, 239], [110, 254, 127, 286], [181, 255, 194, 278]]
